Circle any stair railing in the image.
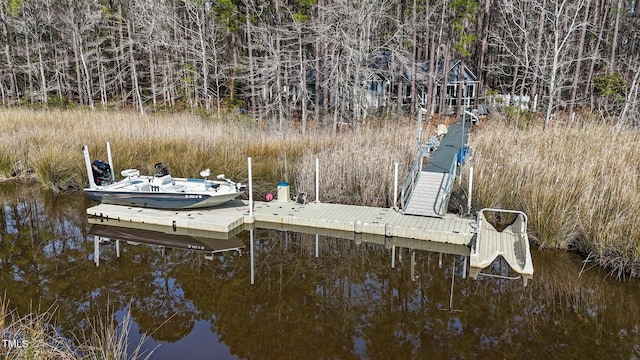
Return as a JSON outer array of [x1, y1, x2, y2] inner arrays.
[[400, 148, 423, 211], [434, 155, 458, 216]]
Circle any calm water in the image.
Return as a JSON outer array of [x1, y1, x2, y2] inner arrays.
[[1, 182, 640, 359]]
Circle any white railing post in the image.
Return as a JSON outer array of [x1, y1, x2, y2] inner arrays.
[[248, 157, 253, 217], [393, 162, 398, 210], [315, 158, 320, 203]]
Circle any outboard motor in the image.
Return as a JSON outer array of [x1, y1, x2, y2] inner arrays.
[[154, 162, 170, 177], [92, 160, 112, 185]]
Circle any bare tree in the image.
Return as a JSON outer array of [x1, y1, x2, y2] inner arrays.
[[488, 0, 589, 128], [541, 0, 589, 129]]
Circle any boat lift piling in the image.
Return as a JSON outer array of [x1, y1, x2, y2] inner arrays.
[[315, 158, 320, 203], [247, 157, 254, 221], [106, 141, 115, 183]]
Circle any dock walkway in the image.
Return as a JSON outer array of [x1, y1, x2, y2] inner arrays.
[[87, 200, 476, 245]]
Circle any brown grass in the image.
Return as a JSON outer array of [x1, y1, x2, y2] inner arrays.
[[0, 108, 416, 206], [0, 294, 155, 360], [469, 116, 640, 278]]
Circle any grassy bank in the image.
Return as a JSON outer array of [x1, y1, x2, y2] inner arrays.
[[469, 117, 640, 278], [1, 108, 638, 278], [0, 295, 154, 359], [0, 108, 415, 206]]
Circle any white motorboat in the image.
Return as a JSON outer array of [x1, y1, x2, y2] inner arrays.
[[82, 143, 245, 209]]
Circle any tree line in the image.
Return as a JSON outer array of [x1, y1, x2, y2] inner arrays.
[[0, 0, 638, 130]]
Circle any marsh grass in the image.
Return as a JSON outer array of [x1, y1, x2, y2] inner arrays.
[[3, 108, 640, 276], [470, 117, 640, 278], [0, 296, 77, 360], [75, 303, 156, 360], [0, 108, 416, 205], [0, 295, 155, 360]]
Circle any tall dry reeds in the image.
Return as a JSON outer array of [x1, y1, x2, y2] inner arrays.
[[469, 117, 640, 278], [3, 108, 639, 276], [0, 108, 416, 206], [0, 294, 155, 360]]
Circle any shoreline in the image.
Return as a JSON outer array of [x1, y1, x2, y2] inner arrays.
[[0, 108, 638, 278]]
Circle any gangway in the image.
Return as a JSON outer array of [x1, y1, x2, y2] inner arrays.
[[401, 117, 469, 217], [401, 156, 455, 217]]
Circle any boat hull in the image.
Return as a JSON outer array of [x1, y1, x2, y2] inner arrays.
[[84, 189, 241, 209]]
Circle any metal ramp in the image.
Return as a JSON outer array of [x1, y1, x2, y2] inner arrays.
[[400, 117, 466, 218], [403, 171, 453, 217], [469, 209, 534, 286]]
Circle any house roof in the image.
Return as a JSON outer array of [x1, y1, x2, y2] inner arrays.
[[366, 50, 478, 84], [304, 51, 478, 85]]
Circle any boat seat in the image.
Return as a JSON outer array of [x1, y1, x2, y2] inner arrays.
[[165, 184, 185, 192], [151, 175, 173, 186], [135, 183, 150, 191]]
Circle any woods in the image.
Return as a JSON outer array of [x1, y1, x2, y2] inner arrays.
[[0, 0, 638, 129]]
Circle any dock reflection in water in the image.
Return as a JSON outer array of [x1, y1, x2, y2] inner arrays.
[[88, 222, 245, 267], [1, 183, 640, 359]]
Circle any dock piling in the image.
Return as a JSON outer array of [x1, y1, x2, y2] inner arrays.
[[393, 162, 398, 210], [248, 157, 253, 217], [315, 158, 320, 203], [467, 166, 473, 214]]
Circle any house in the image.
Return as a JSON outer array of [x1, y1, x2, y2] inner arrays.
[[292, 52, 479, 120], [361, 52, 479, 115]]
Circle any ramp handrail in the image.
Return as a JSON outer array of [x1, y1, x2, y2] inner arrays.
[[432, 155, 458, 216], [400, 149, 423, 211]]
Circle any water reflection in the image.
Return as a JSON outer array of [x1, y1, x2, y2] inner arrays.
[[89, 223, 245, 266], [1, 182, 640, 359]]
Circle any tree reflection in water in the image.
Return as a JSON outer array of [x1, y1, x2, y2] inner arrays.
[[1, 182, 640, 359]]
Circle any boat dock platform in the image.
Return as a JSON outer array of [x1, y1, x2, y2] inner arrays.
[[87, 199, 533, 285], [86, 114, 533, 284], [87, 200, 475, 245]]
